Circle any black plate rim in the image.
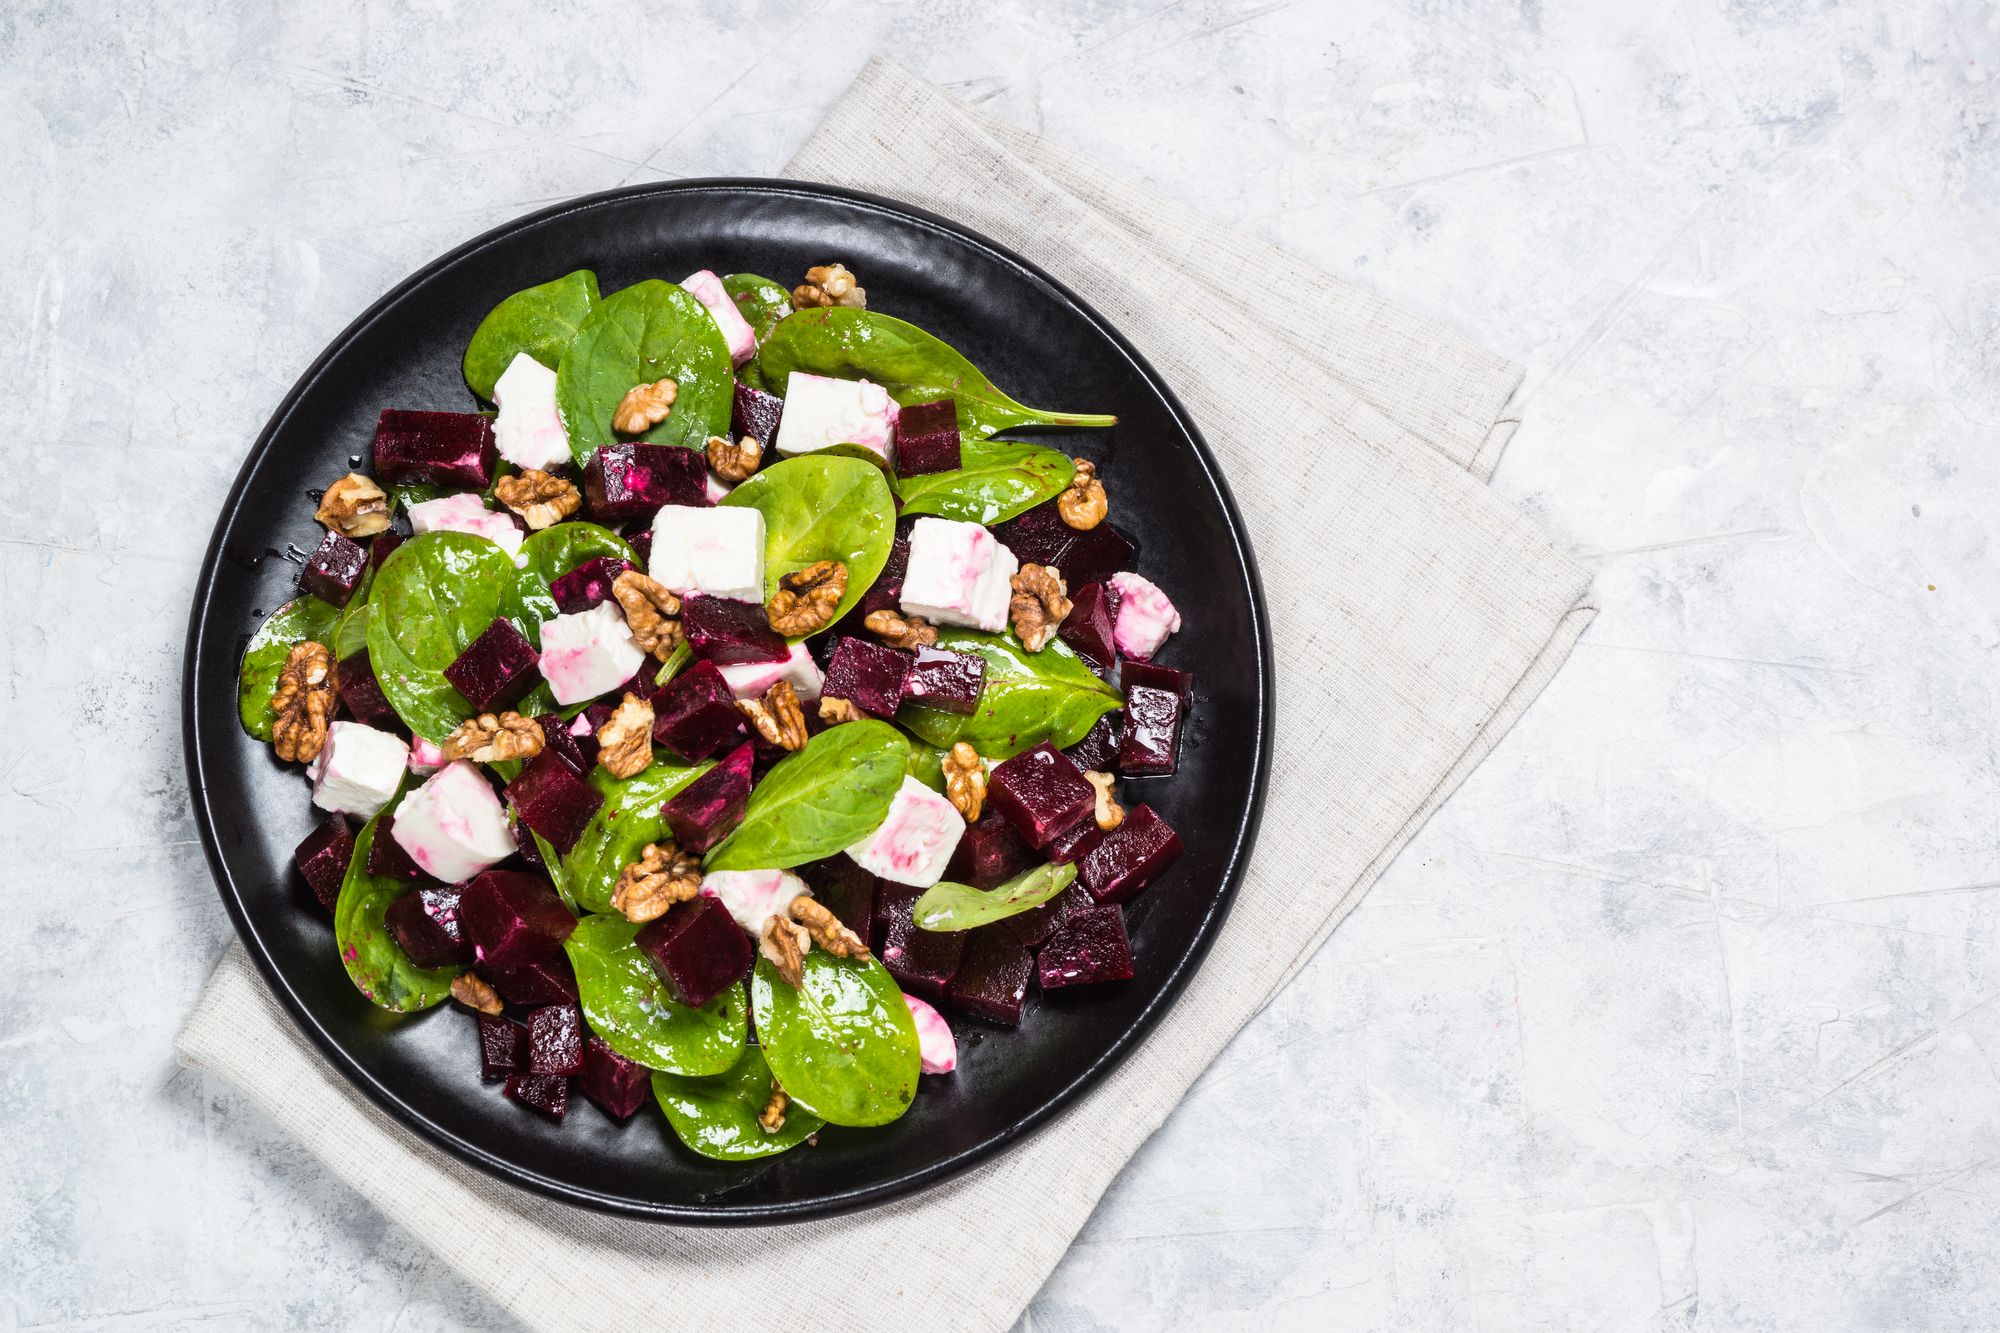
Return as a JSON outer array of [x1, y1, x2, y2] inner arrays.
[[182, 177, 1274, 1224]]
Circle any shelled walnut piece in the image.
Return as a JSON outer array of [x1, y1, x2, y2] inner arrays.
[[1008, 564, 1072, 653], [790, 896, 869, 959], [1084, 770, 1125, 831], [315, 473, 391, 539], [705, 434, 761, 483], [792, 262, 866, 310], [493, 469, 581, 531], [439, 711, 544, 764], [595, 692, 655, 779], [758, 1081, 789, 1134], [759, 914, 812, 987], [863, 608, 937, 648], [611, 570, 682, 660], [1058, 458, 1107, 531], [612, 377, 678, 434], [941, 742, 987, 823], [611, 842, 702, 924], [765, 560, 847, 637], [738, 680, 807, 751], [450, 973, 504, 1016], [270, 641, 337, 763], [817, 695, 859, 726]]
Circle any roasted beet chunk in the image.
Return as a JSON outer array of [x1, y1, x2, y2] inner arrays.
[[682, 595, 789, 665], [635, 896, 752, 1008], [992, 500, 1135, 588], [1118, 661, 1189, 776], [442, 617, 542, 713], [1000, 882, 1095, 951], [950, 929, 1035, 1026], [584, 443, 709, 521], [504, 1072, 570, 1120], [336, 650, 401, 730], [1079, 804, 1183, 904], [485, 955, 579, 1007], [904, 645, 984, 714], [292, 816, 354, 911], [504, 751, 605, 855], [548, 556, 632, 614], [460, 869, 576, 969], [732, 381, 785, 451], [367, 819, 433, 882], [1059, 581, 1119, 670], [384, 883, 472, 968], [797, 856, 878, 937], [535, 713, 593, 776], [1045, 815, 1105, 867], [893, 399, 962, 477], [988, 743, 1095, 850], [651, 659, 749, 760], [299, 530, 368, 608], [580, 1035, 651, 1120], [660, 742, 754, 853], [1063, 709, 1124, 775], [943, 810, 1035, 890], [873, 883, 966, 1003], [373, 409, 497, 489], [1038, 904, 1133, 988], [821, 636, 914, 719], [477, 1013, 528, 1082], [527, 1003, 585, 1076], [368, 530, 405, 571]]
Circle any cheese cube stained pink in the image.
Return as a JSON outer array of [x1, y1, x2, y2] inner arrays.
[[490, 352, 570, 470], [900, 517, 1019, 633], [649, 505, 765, 603], [1108, 572, 1181, 660], [846, 775, 966, 888], [407, 735, 446, 775], [680, 270, 758, 364], [717, 643, 823, 702], [774, 372, 900, 466], [537, 602, 646, 705], [390, 760, 517, 883], [700, 867, 809, 933], [308, 721, 409, 820], [408, 493, 525, 561], [903, 994, 958, 1073]]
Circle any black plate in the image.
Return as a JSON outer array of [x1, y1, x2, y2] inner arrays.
[[183, 180, 1271, 1223]]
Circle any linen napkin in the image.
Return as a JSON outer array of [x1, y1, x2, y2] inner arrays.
[[178, 58, 1594, 1333]]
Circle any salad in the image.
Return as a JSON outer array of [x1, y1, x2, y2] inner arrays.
[[240, 260, 1193, 1158]]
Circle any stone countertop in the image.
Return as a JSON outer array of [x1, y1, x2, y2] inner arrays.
[[6, 2, 1997, 1328]]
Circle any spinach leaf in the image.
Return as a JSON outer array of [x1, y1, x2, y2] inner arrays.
[[555, 279, 732, 464], [912, 862, 1077, 932], [335, 786, 461, 1011], [705, 720, 908, 872], [905, 738, 948, 794], [750, 954, 920, 1127], [722, 272, 793, 344], [652, 1044, 824, 1160], [897, 630, 1119, 760], [559, 761, 714, 914], [755, 308, 1117, 439], [502, 522, 636, 648], [365, 531, 515, 744], [562, 915, 746, 1075], [531, 829, 578, 912], [892, 438, 1073, 526], [236, 595, 339, 741], [332, 575, 374, 660], [462, 269, 600, 401], [718, 456, 895, 635]]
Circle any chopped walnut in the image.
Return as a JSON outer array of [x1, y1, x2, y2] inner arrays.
[[758, 1081, 789, 1134], [1057, 458, 1107, 531], [611, 569, 683, 661], [705, 433, 762, 483], [760, 914, 812, 987], [792, 262, 866, 310], [315, 473, 391, 539], [1085, 770, 1125, 831], [863, 607, 937, 649], [493, 468, 581, 531], [611, 841, 702, 924], [738, 680, 807, 752], [1009, 563, 1072, 653], [612, 377, 678, 434], [270, 641, 338, 763], [790, 896, 870, 959], [817, 695, 859, 726], [941, 742, 987, 824], [595, 692, 655, 779], [450, 972, 504, 1016], [439, 712, 544, 764], [765, 560, 847, 637]]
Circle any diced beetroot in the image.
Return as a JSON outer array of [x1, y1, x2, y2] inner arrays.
[[1121, 660, 1192, 699], [335, 650, 401, 730], [833, 535, 909, 636], [821, 636, 913, 719], [892, 399, 962, 478], [904, 645, 984, 714], [548, 556, 632, 614], [943, 810, 1034, 890], [442, 618, 542, 713], [368, 530, 405, 571], [988, 743, 1095, 850], [527, 714, 586, 777], [477, 1013, 527, 1082], [298, 530, 368, 608], [504, 1072, 570, 1120], [1046, 816, 1105, 866], [384, 883, 471, 968], [635, 895, 752, 1008], [873, 883, 966, 1003], [1038, 904, 1134, 988], [367, 819, 433, 881], [797, 856, 878, 937], [950, 929, 1034, 1026], [993, 501, 1135, 588], [584, 444, 708, 521], [526, 1003, 585, 1076], [682, 595, 789, 665], [504, 751, 604, 854], [624, 524, 653, 568], [373, 409, 498, 490], [1079, 804, 1183, 904], [1001, 882, 1095, 951], [660, 742, 753, 854], [580, 1035, 651, 1120], [1118, 663, 1189, 776], [485, 954, 579, 1007], [732, 381, 785, 448], [460, 869, 576, 969], [1063, 709, 1124, 775], [1059, 581, 1119, 669], [510, 814, 544, 867], [650, 659, 747, 760], [292, 816, 354, 911]]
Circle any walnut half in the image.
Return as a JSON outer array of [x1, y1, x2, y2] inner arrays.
[[705, 434, 762, 483], [738, 680, 807, 752], [439, 712, 544, 764], [863, 608, 937, 649], [611, 570, 683, 661], [1058, 458, 1107, 531], [792, 263, 866, 310], [759, 1081, 789, 1134], [1009, 564, 1072, 653], [766, 560, 847, 637], [790, 896, 870, 959], [611, 842, 702, 923], [494, 469, 581, 531], [1085, 770, 1125, 831], [595, 692, 655, 779], [941, 742, 986, 823], [613, 378, 678, 434], [270, 641, 337, 763], [760, 914, 812, 987], [450, 973, 504, 1016], [315, 473, 391, 539]]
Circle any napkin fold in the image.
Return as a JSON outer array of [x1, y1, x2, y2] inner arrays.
[[179, 58, 1593, 1333]]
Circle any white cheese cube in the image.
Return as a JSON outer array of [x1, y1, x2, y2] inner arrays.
[[845, 775, 965, 887], [389, 760, 516, 883], [773, 372, 899, 465], [1108, 571, 1182, 660], [308, 721, 410, 820], [538, 601, 645, 705], [680, 270, 757, 365], [490, 352, 570, 471], [717, 642, 823, 703], [648, 504, 765, 603], [701, 868, 809, 934], [903, 994, 957, 1073], [900, 516, 1019, 633], [703, 473, 734, 505], [407, 493, 525, 561], [406, 735, 446, 775]]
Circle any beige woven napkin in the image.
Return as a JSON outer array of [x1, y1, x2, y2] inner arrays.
[[178, 59, 1593, 1333]]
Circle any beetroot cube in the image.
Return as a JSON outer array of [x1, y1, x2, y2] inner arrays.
[[549, 556, 632, 614], [943, 811, 1034, 890], [504, 1072, 570, 1120], [368, 819, 433, 882], [1121, 660, 1191, 699], [584, 444, 709, 521], [1038, 904, 1134, 988], [368, 530, 405, 571], [510, 814, 544, 867], [384, 884, 471, 968], [1045, 816, 1105, 866], [950, 930, 1034, 1026], [893, 399, 962, 478], [660, 742, 753, 853], [460, 869, 576, 969], [292, 816, 354, 911], [581, 1035, 651, 1120], [651, 659, 748, 760], [442, 618, 542, 713], [527, 1003, 585, 1076], [1063, 709, 1124, 775], [624, 524, 653, 568], [485, 954, 579, 1007], [988, 743, 1095, 850], [682, 595, 789, 665], [1119, 664, 1189, 776], [993, 501, 1135, 588], [1079, 804, 1183, 904], [336, 650, 401, 730], [635, 895, 752, 1008], [299, 530, 368, 608], [477, 1013, 527, 1082], [373, 409, 497, 490], [1059, 581, 1119, 669], [822, 637, 913, 719], [834, 535, 909, 636], [533, 713, 592, 776], [732, 381, 785, 448], [904, 645, 984, 714], [1001, 882, 1095, 951], [873, 884, 966, 1002], [504, 751, 604, 855], [797, 856, 878, 937]]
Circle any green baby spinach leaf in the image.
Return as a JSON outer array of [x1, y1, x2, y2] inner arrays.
[[236, 595, 340, 741], [365, 531, 516, 744], [892, 438, 1073, 526], [336, 786, 461, 1012], [904, 738, 949, 794], [559, 761, 714, 915], [556, 279, 732, 465], [652, 1043, 824, 1160], [502, 522, 636, 648], [755, 308, 1117, 439], [722, 272, 794, 344], [719, 456, 895, 635], [897, 630, 1119, 760], [750, 953, 921, 1128], [531, 829, 578, 912], [462, 269, 601, 401], [912, 862, 1077, 932], [562, 915, 746, 1075], [705, 720, 908, 872], [332, 574, 375, 661]]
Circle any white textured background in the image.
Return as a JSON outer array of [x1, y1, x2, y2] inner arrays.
[[7, 1, 1999, 1329]]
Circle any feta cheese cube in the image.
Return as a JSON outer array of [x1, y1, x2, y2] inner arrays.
[[490, 352, 570, 471], [717, 642, 823, 703], [1108, 571, 1182, 660], [407, 492, 525, 561], [773, 372, 900, 466], [649, 504, 765, 603], [904, 994, 957, 1073], [407, 735, 446, 775], [537, 601, 645, 705], [680, 269, 757, 365], [701, 867, 809, 934], [703, 473, 734, 505], [845, 775, 965, 887], [901, 516, 1019, 633], [389, 760, 516, 883], [308, 721, 410, 820]]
